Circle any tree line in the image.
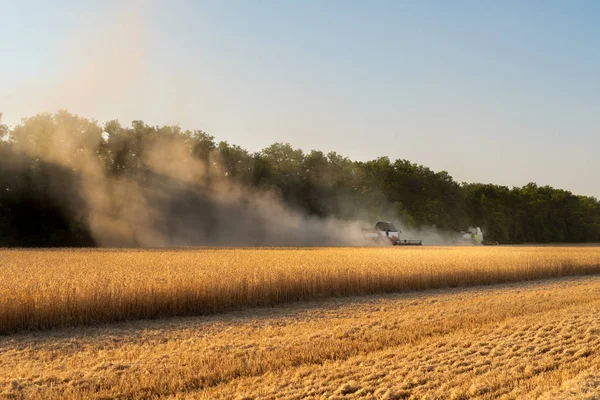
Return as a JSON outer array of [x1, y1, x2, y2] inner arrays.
[[1, 111, 599, 246]]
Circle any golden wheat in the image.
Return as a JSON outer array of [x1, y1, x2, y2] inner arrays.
[[1, 276, 600, 399], [1, 247, 600, 334]]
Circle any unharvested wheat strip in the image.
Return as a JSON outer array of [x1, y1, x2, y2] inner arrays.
[[1, 275, 600, 399], [1, 247, 600, 334]]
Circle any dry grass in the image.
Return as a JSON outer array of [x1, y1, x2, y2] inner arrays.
[[1, 275, 600, 399], [1, 247, 600, 334]]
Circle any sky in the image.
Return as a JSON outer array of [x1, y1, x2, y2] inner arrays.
[[1, 0, 599, 198]]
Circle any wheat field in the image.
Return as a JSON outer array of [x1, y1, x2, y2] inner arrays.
[[1, 247, 600, 334], [2, 247, 600, 399], [2, 274, 600, 399]]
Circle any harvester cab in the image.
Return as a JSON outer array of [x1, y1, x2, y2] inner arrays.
[[362, 222, 423, 246]]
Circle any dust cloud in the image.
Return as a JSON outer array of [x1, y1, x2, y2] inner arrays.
[[3, 2, 474, 248], [7, 113, 370, 247], [6, 115, 473, 247], [1, 2, 366, 247]]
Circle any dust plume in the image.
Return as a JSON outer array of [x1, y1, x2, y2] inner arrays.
[[0, 2, 370, 247], [1, 2, 472, 248], [5, 111, 370, 247], [4, 111, 479, 247]]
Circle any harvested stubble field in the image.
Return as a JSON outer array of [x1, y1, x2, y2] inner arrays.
[[1, 247, 600, 399]]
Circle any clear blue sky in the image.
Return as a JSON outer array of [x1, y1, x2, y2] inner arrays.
[[1, 0, 599, 198]]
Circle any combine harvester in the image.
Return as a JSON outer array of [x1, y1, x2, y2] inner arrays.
[[461, 227, 484, 245], [362, 221, 423, 246], [461, 227, 499, 245]]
